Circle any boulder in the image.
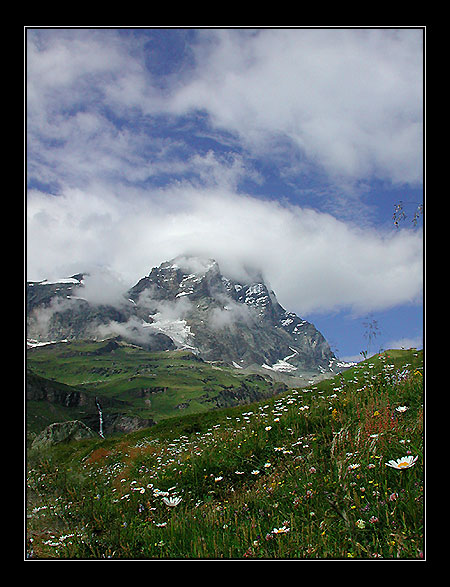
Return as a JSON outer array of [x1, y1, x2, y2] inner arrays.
[[31, 420, 97, 449]]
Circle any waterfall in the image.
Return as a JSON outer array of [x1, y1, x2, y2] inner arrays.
[[95, 397, 105, 438]]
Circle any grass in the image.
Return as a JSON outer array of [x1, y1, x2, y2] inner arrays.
[[27, 341, 286, 427], [26, 348, 424, 559]]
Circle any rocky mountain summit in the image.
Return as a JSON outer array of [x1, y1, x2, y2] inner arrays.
[[27, 256, 338, 376]]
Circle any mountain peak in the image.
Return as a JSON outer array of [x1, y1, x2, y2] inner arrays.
[[127, 256, 335, 372], [28, 256, 336, 375], [162, 255, 219, 276]]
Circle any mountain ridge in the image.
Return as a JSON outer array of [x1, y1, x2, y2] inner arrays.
[[27, 255, 340, 376]]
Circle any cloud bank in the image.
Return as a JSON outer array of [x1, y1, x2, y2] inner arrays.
[[27, 28, 423, 191], [27, 183, 422, 316], [26, 28, 423, 320], [170, 29, 423, 186]]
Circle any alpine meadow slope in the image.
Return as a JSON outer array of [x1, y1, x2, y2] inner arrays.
[[26, 348, 424, 559], [27, 256, 347, 438]]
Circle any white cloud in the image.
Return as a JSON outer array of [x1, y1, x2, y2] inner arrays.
[[27, 28, 423, 193], [27, 30, 164, 191], [385, 336, 423, 350], [26, 29, 423, 320], [75, 269, 130, 307], [26, 182, 423, 317], [209, 301, 256, 330], [169, 28, 423, 185]]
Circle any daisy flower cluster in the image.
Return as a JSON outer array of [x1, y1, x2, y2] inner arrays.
[[27, 349, 423, 559]]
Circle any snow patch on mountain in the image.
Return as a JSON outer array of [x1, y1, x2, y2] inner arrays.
[[143, 314, 196, 350], [262, 360, 298, 373], [39, 277, 82, 285]]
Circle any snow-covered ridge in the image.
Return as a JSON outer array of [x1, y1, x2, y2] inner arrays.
[[28, 277, 83, 285], [27, 339, 69, 348]]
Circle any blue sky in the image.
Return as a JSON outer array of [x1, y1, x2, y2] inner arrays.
[[26, 27, 424, 361]]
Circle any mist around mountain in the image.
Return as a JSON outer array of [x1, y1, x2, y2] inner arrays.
[[27, 256, 348, 378]]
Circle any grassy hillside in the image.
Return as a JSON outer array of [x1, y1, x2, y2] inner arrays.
[[27, 340, 287, 431], [26, 349, 423, 559]]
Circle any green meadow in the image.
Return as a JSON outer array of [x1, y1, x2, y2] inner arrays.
[[27, 340, 286, 430], [26, 348, 423, 559]]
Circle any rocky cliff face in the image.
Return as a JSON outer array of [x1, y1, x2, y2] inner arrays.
[[128, 256, 336, 373], [27, 256, 336, 375], [27, 370, 155, 438], [27, 274, 175, 352]]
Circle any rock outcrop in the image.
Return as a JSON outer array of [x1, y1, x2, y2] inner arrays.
[[31, 420, 97, 449]]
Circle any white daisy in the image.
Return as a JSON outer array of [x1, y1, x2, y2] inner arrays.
[[162, 496, 182, 507], [385, 455, 418, 470], [271, 525, 290, 534], [395, 406, 409, 413]]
